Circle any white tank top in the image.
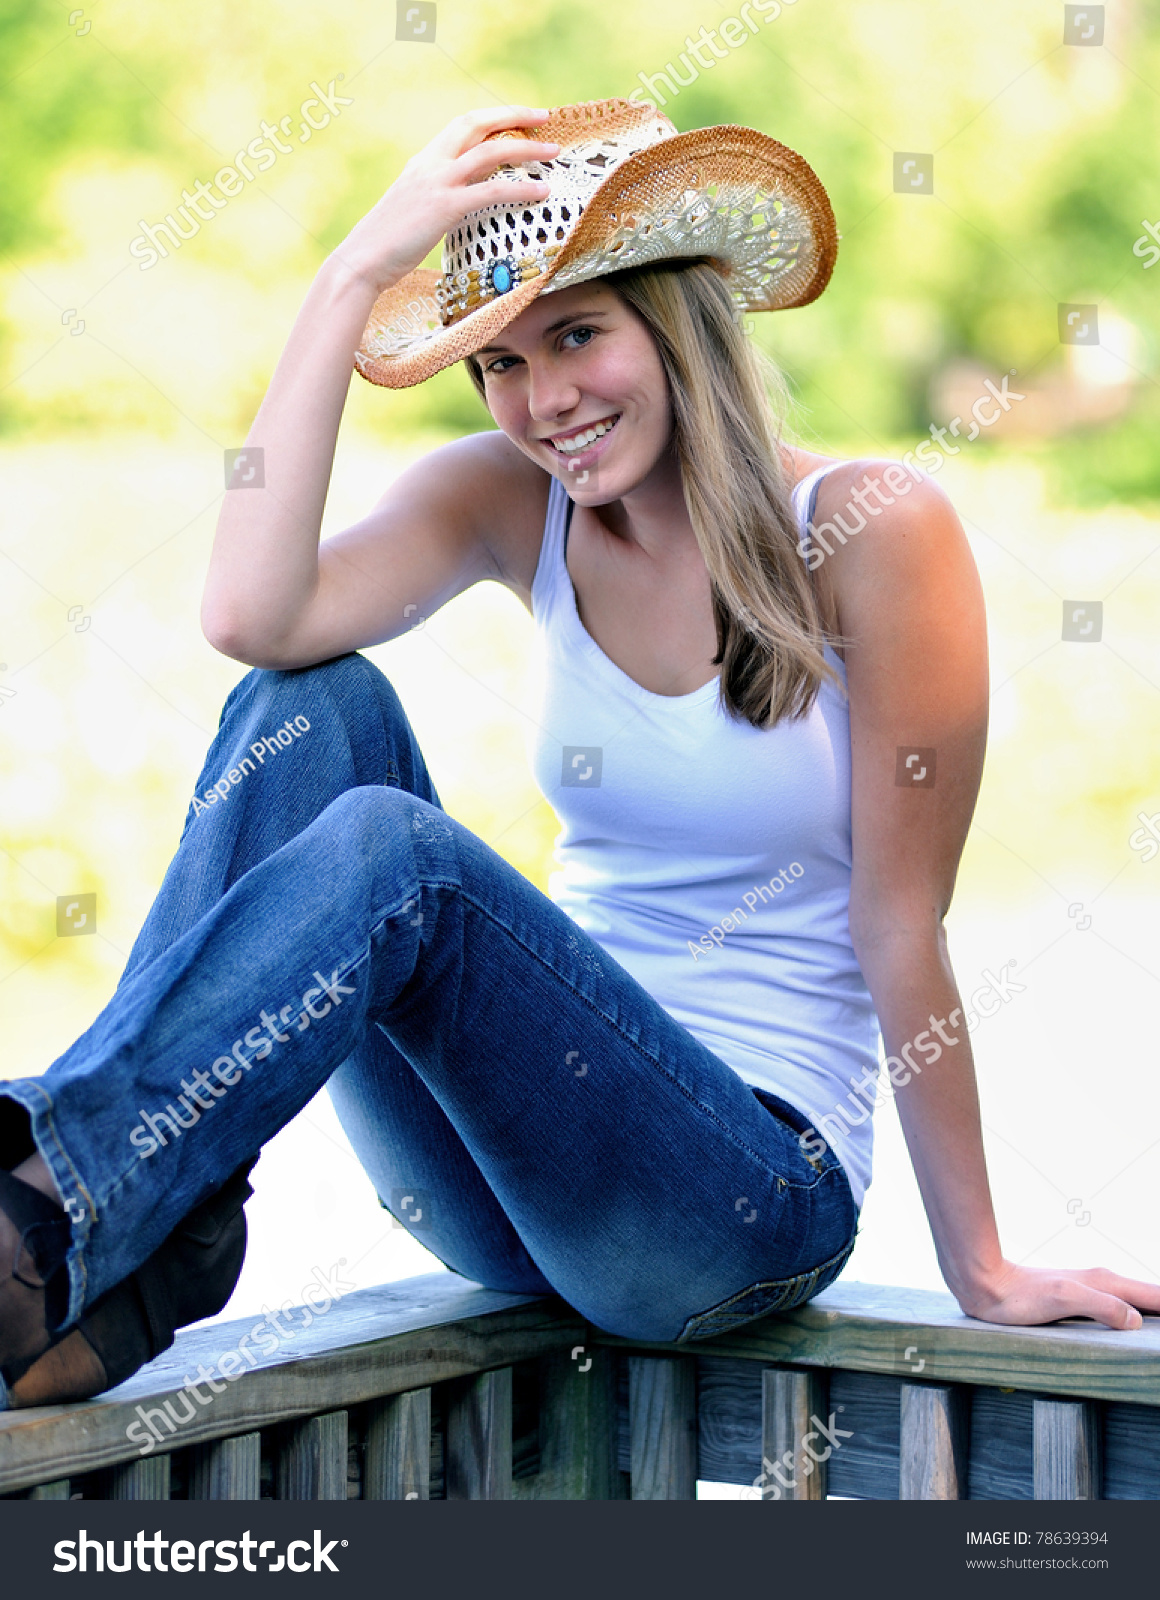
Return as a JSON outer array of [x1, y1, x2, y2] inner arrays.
[[523, 467, 881, 1205]]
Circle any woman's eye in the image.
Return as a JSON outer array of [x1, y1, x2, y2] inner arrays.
[[562, 326, 596, 349], [484, 356, 518, 374]]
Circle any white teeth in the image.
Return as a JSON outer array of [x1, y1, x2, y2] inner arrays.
[[553, 417, 617, 453]]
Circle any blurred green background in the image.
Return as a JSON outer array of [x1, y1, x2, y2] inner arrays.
[[2, 1, 1158, 1315]]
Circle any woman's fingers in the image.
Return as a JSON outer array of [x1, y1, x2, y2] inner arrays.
[[1067, 1284, 1143, 1331], [434, 106, 551, 157], [453, 137, 559, 184], [336, 108, 557, 294], [454, 177, 553, 215], [1077, 1268, 1160, 1316]]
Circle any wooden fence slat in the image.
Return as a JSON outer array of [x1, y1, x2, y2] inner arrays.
[[188, 1432, 261, 1500], [27, 1479, 70, 1500], [900, 1383, 969, 1499], [107, 1455, 171, 1500], [1103, 1401, 1160, 1499], [277, 1411, 349, 1501], [528, 1348, 626, 1500], [761, 1367, 829, 1500], [364, 1389, 431, 1501], [444, 1369, 512, 1500], [628, 1356, 696, 1500], [1033, 1399, 1103, 1500]]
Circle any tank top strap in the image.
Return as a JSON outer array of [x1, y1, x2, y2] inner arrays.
[[792, 460, 851, 555]]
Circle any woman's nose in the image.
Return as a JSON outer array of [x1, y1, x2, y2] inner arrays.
[[526, 366, 581, 422]]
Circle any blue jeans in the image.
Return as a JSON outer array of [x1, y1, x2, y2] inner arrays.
[[0, 654, 857, 1384]]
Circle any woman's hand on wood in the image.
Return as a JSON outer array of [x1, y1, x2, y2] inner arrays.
[[958, 1261, 1160, 1331]]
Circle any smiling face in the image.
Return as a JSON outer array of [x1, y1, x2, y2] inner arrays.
[[474, 281, 677, 505]]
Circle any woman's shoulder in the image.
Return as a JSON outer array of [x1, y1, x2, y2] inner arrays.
[[791, 449, 969, 651], [806, 452, 952, 530]]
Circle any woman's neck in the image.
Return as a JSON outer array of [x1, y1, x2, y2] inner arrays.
[[584, 442, 694, 563]]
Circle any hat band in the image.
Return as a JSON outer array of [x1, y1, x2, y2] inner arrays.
[[436, 244, 564, 328]]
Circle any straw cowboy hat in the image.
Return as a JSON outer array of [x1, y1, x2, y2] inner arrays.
[[354, 96, 838, 390]]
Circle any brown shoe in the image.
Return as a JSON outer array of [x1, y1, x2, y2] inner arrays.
[[1, 1159, 255, 1409]]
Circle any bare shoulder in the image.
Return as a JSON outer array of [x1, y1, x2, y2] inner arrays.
[[388, 428, 551, 599], [808, 456, 974, 632], [812, 455, 960, 535]]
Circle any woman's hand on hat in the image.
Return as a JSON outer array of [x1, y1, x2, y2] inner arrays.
[[333, 107, 560, 297]]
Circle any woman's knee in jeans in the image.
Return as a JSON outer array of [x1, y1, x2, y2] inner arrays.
[[226, 652, 391, 715], [316, 786, 450, 881], [323, 782, 425, 832]]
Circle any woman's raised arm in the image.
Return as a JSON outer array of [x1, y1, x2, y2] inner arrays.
[[200, 108, 559, 667]]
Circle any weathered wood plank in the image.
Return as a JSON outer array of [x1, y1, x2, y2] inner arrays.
[[510, 1359, 541, 1484], [187, 1432, 261, 1500], [107, 1455, 171, 1500], [364, 1390, 431, 1500], [694, 1356, 760, 1487], [524, 1347, 626, 1500], [967, 1387, 1034, 1500], [0, 1274, 581, 1495], [277, 1410, 349, 1501], [628, 1356, 696, 1500], [900, 1383, 969, 1499], [761, 1367, 829, 1500], [427, 1388, 445, 1500], [1103, 1401, 1160, 1499], [592, 1280, 1160, 1408], [1033, 1399, 1102, 1500], [824, 1371, 900, 1500], [694, 1368, 1153, 1501], [444, 1368, 512, 1500]]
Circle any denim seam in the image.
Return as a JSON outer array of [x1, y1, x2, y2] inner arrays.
[[85, 882, 442, 1260], [673, 1227, 858, 1342], [92, 874, 435, 1193]]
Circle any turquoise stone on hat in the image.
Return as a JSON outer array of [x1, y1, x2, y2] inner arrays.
[[484, 255, 519, 298]]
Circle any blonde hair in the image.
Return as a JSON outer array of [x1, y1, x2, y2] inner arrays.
[[467, 259, 841, 729]]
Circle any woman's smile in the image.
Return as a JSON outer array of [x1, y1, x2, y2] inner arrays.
[[541, 412, 622, 467]]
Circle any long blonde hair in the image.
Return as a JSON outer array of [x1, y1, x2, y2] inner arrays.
[[467, 258, 841, 729]]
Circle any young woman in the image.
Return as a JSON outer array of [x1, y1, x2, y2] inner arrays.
[[2, 98, 1156, 1411]]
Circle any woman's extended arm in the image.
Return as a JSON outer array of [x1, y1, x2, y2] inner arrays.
[[823, 462, 1160, 1331], [200, 107, 560, 668]]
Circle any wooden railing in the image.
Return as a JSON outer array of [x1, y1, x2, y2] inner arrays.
[[2, 1276, 1157, 1501]]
